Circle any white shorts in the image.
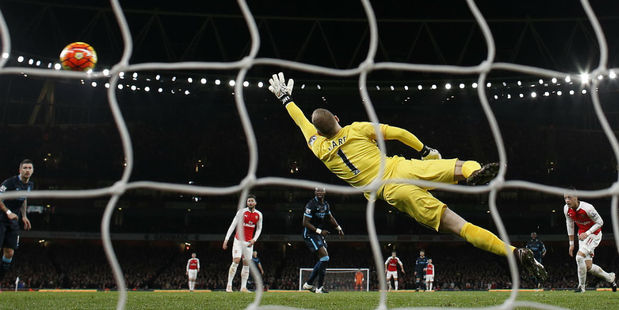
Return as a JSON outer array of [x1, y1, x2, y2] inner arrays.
[[425, 275, 434, 282], [232, 238, 253, 259], [187, 269, 198, 280], [386, 271, 398, 280], [578, 232, 601, 258]]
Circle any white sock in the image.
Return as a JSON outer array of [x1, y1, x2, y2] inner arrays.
[[429, 282, 433, 290], [394, 279, 398, 290], [589, 264, 612, 282], [227, 262, 239, 287], [576, 256, 587, 288], [241, 266, 250, 289]]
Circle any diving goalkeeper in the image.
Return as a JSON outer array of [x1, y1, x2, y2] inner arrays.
[[268, 72, 547, 281]]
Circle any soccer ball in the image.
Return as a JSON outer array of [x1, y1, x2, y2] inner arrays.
[[59, 42, 97, 71]]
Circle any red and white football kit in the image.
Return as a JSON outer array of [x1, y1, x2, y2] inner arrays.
[[564, 201, 603, 258], [384, 256, 403, 280], [224, 207, 263, 259]]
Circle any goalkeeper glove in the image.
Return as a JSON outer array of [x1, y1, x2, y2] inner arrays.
[[268, 72, 294, 105], [420, 145, 441, 160]]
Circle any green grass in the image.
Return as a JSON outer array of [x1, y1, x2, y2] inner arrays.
[[0, 291, 617, 310]]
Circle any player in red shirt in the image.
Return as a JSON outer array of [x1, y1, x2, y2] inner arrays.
[[564, 192, 616, 293], [186, 253, 200, 291], [424, 259, 435, 291], [222, 194, 263, 292], [384, 251, 405, 290]]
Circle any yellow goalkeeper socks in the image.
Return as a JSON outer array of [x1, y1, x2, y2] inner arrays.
[[462, 161, 482, 178], [459, 222, 515, 256]]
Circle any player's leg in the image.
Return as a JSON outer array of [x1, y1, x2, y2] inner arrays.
[[315, 247, 330, 293], [303, 235, 328, 291], [240, 245, 253, 292], [583, 236, 615, 288], [393, 276, 398, 290], [575, 251, 587, 292], [227, 239, 243, 292], [386, 272, 393, 290], [1, 224, 18, 279]]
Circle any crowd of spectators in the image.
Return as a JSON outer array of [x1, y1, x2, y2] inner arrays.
[[1, 240, 617, 292]]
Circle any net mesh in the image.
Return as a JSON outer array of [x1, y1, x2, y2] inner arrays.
[[0, 0, 618, 309]]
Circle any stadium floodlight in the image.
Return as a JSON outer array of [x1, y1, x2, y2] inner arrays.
[[486, 82, 492, 88], [531, 92, 537, 98], [130, 85, 136, 91], [517, 80, 522, 86], [445, 83, 452, 90], [103, 69, 110, 76], [172, 76, 177, 82], [459, 83, 465, 89], [155, 75, 160, 80], [91, 82, 97, 87], [417, 85, 423, 90], [317, 84, 321, 90], [187, 77, 193, 83], [493, 95, 498, 100], [158, 88, 163, 93], [551, 77, 557, 84], [243, 81, 249, 87], [228, 80, 235, 86], [538, 79, 543, 84], [543, 92, 549, 97], [507, 94, 511, 99], [35, 60, 41, 66], [582, 89, 587, 94], [610, 70, 617, 79], [185, 90, 190, 95], [579, 72, 590, 84], [557, 90, 562, 96], [117, 84, 123, 90], [376, 85, 380, 90], [472, 83, 478, 88], [104, 83, 110, 88], [300, 84, 305, 89], [54, 63, 61, 70], [519, 93, 524, 98], [132, 72, 138, 79], [431, 84, 437, 89], [1, 52, 7, 59], [258, 81, 263, 88], [565, 75, 571, 83], [404, 85, 409, 90], [144, 86, 150, 92], [569, 90, 575, 95], [17, 56, 24, 62], [390, 85, 394, 91], [214, 79, 221, 85], [28, 58, 34, 65], [200, 78, 206, 84]]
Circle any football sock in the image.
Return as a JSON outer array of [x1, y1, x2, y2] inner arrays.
[[459, 222, 515, 256], [394, 279, 398, 290], [227, 262, 238, 287], [462, 161, 482, 178], [307, 260, 323, 285], [241, 265, 250, 289], [576, 255, 587, 288], [317, 256, 329, 288], [589, 264, 612, 282]]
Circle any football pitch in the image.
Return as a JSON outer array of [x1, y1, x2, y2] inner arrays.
[[0, 290, 617, 310]]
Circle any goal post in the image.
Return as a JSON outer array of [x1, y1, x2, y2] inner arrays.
[[299, 268, 370, 291]]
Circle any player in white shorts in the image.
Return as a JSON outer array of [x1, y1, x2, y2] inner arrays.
[[424, 259, 435, 291], [564, 192, 617, 293], [186, 253, 200, 291], [223, 194, 263, 292], [384, 251, 405, 290]]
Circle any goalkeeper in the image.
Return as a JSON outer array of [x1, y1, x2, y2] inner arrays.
[[268, 72, 547, 281]]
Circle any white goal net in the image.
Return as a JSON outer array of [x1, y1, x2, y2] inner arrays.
[[1, 0, 618, 310], [299, 268, 370, 292]]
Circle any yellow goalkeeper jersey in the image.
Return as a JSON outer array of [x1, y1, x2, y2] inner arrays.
[[286, 102, 407, 187]]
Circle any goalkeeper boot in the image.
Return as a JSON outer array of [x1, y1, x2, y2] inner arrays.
[[315, 286, 329, 294], [466, 163, 499, 186], [610, 272, 617, 292], [514, 248, 548, 282]]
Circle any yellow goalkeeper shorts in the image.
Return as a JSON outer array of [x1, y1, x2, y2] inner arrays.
[[378, 157, 458, 231]]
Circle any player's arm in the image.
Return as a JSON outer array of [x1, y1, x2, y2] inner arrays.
[[197, 258, 200, 272], [327, 212, 344, 235], [0, 182, 18, 220], [303, 214, 328, 237], [268, 72, 318, 147], [20, 199, 31, 230], [186, 260, 190, 273], [369, 124, 440, 160], [223, 210, 241, 250], [384, 258, 389, 272], [541, 241, 547, 257], [582, 205, 603, 240], [250, 211, 263, 246], [564, 206, 575, 257], [257, 262, 264, 275]]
